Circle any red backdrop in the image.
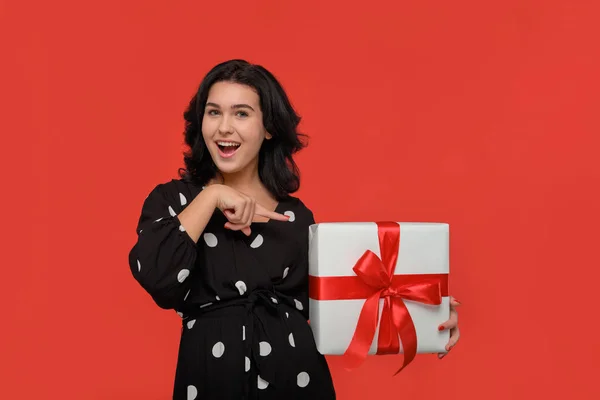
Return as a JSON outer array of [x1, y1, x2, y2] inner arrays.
[[2, 0, 600, 398]]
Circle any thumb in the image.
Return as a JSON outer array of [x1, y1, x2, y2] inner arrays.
[[223, 209, 234, 219], [224, 222, 252, 237]]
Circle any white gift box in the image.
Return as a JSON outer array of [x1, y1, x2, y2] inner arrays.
[[308, 222, 450, 356]]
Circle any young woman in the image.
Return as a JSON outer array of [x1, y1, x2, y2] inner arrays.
[[128, 59, 460, 399]]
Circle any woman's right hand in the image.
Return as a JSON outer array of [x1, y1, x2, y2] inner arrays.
[[208, 184, 290, 236]]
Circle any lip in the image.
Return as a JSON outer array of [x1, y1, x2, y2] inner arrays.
[[215, 141, 241, 159]]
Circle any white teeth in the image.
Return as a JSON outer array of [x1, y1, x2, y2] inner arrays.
[[217, 142, 240, 147]]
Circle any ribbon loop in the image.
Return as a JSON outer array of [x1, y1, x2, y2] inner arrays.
[[352, 250, 390, 289]]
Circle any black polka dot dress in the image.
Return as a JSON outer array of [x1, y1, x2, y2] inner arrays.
[[129, 179, 336, 399]]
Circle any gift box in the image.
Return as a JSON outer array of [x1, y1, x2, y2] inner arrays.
[[308, 222, 450, 372]]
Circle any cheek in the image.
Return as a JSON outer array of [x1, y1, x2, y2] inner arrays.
[[201, 122, 213, 142], [242, 135, 265, 153], [240, 124, 267, 146]]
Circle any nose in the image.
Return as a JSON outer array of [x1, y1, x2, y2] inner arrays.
[[218, 115, 234, 134]]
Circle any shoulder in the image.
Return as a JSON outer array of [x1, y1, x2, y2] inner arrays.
[[146, 178, 203, 196], [142, 178, 203, 209]]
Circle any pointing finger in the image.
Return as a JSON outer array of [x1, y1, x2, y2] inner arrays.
[[255, 204, 290, 221]]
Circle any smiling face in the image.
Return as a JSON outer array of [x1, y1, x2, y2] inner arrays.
[[201, 81, 271, 177]]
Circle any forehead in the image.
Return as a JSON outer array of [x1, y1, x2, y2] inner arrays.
[[206, 81, 259, 106]]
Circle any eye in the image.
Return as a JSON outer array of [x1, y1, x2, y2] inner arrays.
[[236, 111, 249, 118], [206, 109, 220, 116]]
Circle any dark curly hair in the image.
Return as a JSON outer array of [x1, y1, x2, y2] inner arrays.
[[178, 59, 307, 200]]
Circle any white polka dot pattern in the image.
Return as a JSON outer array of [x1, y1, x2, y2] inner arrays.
[[297, 372, 310, 388], [203, 233, 218, 247], [289, 333, 295, 347], [235, 281, 247, 295], [259, 341, 272, 356], [294, 299, 303, 311], [212, 342, 225, 358], [257, 375, 269, 390], [177, 269, 190, 283], [250, 234, 264, 248], [179, 193, 187, 206], [168, 206, 177, 217], [187, 319, 196, 329], [187, 385, 197, 399], [284, 210, 295, 222]]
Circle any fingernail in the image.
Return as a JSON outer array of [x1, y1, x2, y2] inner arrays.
[[438, 325, 445, 331]]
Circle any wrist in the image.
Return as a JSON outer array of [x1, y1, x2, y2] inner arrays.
[[202, 184, 221, 208]]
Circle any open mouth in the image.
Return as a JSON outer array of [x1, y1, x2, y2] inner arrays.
[[216, 141, 241, 158]]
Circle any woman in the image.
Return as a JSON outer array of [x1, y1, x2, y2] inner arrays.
[[128, 59, 460, 399]]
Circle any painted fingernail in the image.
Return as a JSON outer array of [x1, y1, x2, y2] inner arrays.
[[438, 325, 445, 331]]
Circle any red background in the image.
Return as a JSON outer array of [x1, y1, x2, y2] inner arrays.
[[2, 0, 599, 398]]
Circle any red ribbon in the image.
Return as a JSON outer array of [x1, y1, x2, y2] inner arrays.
[[308, 222, 448, 374]]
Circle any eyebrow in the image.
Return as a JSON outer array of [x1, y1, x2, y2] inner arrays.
[[206, 102, 255, 112]]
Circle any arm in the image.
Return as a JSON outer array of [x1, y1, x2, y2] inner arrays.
[[128, 182, 219, 309], [177, 185, 220, 243]]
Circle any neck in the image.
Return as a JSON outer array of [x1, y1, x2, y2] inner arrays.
[[217, 161, 263, 194]]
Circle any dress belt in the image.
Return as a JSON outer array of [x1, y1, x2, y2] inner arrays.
[[183, 288, 297, 399]]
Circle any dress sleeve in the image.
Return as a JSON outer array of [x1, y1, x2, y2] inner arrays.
[[297, 209, 315, 321], [277, 203, 315, 321], [128, 181, 198, 310]]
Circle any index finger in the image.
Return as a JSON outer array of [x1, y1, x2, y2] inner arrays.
[[255, 203, 290, 222]]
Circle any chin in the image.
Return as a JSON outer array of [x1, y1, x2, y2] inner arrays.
[[215, 164, 243, 175], [213, 158, 246, 175]]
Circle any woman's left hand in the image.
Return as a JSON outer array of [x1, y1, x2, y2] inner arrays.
[[437, 296, 461, 359]]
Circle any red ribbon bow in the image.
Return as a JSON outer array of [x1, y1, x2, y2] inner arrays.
[[309, 222, 448, 374]]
